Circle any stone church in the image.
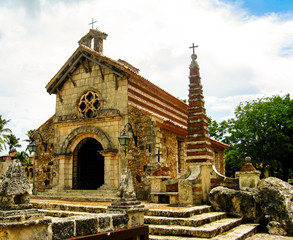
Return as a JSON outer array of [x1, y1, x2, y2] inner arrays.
[[33, 28, 229, 200]]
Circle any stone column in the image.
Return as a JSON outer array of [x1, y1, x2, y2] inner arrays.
[[100, 150, 118, 189], [55, 154, 72, 190], [181, 51, 214, 205], [186, 53, 213, 165]]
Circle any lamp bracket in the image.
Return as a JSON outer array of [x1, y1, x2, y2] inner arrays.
[[31, 131, 47, 152], [120, 123, 138, 147]]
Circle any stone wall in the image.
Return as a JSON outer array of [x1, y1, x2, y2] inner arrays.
[[55, 62, 128, 120], [44, 60, 129, 191], [158, 127, 180, 178], [35, 117, 55, 192], [128, 105, 156, 199], [128, 105, 185, 200], [54, 61, 128, 154]]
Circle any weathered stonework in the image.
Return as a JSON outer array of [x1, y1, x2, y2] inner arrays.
[[0, 160, 31, 209], [33, 117, 55, 192], [33, 29, 228, 203], [209, 177, 293, 236]]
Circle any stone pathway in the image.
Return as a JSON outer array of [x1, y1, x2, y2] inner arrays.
[[247, 234, 293, 240]]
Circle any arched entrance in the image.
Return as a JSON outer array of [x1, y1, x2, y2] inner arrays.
[[73, 138, 104, 190]]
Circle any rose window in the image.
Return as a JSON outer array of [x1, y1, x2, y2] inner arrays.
[[78, 91, 101, 118]]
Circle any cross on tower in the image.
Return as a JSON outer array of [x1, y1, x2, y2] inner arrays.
[[189, 43, 198, 54], [89, 18, 97, 29]]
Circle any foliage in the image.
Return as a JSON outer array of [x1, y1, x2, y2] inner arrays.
[[209, 94, 293, 180], [24, 129, 36, 152], [4, 133, 21, 153], [14, 151, 31, 165], [24, 129, 36, 143], [0, 115, 11, 152]]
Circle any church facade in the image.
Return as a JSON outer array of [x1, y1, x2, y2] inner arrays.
[[34, 29, 228, 199]]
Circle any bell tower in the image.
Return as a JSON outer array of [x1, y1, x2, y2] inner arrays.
[[78, 29, 108, 53]]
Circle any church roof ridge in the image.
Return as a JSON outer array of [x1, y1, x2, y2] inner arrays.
[[46, 43, 188, 110]]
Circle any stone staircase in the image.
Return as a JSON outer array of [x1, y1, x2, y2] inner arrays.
[[144, 205, 258, 240], [33, 188, 120, 202]]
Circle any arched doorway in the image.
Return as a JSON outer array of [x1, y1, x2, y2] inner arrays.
[[73, 138, 104, 190]]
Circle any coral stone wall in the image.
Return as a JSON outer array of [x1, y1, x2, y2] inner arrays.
[[128, 105, 156, 199], [35, 117, 55, 191], [128, 105, 185, 199]]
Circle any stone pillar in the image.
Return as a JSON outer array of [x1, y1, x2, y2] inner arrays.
[[55, 154, 72, 190], [100, 150, 118, 189], [186, 53, 213, 165], [235, 157, 261, 191], [178, 179, 193, 205], [182, 52, 214, 205]]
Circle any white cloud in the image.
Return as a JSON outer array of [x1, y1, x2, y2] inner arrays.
[[1, 0, 293, 154]]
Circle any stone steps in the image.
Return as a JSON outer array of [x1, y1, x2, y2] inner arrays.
[[212, 224, 259, 240], [146, 205, 212, 218], [148, 218, 242, 238], [145, 212, 227, 227], [32, 202, 107, 214], [0, 213, 45, 222], [149, 223, 258, 240], [33, 189, 120, 201], [144, 205, 259, 239]]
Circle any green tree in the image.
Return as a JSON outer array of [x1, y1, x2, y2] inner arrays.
[[24, 129, 36, 152], [14, 151, 31, 165], [0, 115, 11, 152], [209, 94, 293, 180], [4, 133, 21, 153]]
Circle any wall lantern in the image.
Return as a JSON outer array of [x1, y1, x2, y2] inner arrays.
[[118, 123, 137, 155], [27, 141, 37, 154]]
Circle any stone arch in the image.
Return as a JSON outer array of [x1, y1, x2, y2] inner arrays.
[[60, 125, 116, 154]]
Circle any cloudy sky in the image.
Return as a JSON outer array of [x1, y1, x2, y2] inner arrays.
[[0, 0, 293, 154]]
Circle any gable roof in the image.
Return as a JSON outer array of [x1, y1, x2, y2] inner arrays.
[[45, 42, 188, 113], [46, 44, 126, 94]]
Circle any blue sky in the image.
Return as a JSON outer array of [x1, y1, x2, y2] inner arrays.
[[0, 0, 293, 154], [223, 0, 293, 16]]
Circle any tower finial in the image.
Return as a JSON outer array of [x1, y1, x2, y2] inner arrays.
[[89, 18, 97, 29], [189, 43, 198, 55], [189, 43, 199, 69]]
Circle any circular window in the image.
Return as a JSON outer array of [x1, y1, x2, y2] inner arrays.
[[78, 91, 101, 118]]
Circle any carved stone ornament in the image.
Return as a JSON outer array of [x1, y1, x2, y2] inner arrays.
[[78, 90, 102, 118]]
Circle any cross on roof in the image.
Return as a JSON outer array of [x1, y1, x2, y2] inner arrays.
[[89, 18, 97, 29], [189, 43, 198, 54]]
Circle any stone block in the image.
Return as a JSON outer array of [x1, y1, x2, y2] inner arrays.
[[75, 217, 98, 236], [1, 223, 50, 240], [98, 214, 111, 231], [112, 214, 128, 229], [52, 220, 74, 240], [128, 212, 144, 227], [235, 171, 261, 191]]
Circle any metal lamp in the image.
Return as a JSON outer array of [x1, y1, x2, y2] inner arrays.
[[118, 123, 137, 155], [118, 132, 131, 147], [27, 142, 37, 154]]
